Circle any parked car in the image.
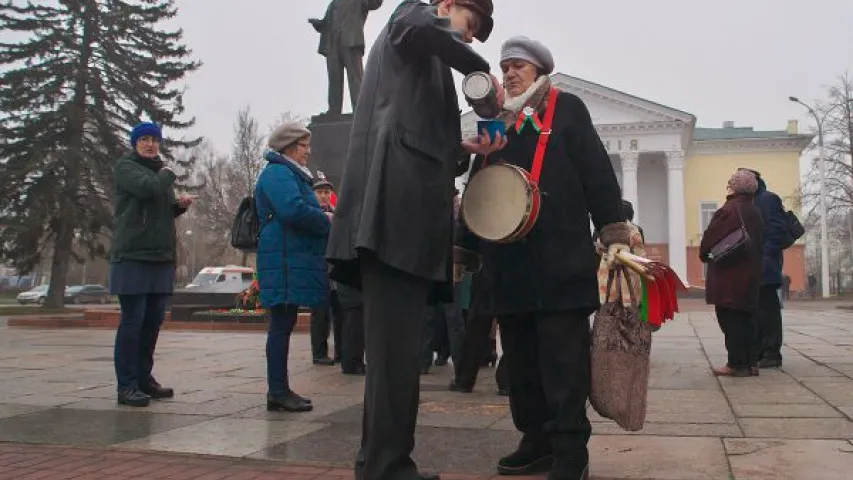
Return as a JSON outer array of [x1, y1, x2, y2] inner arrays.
[[63, 284, 111, 304], [16, 285, 49, 305], [183, 266, 255, 294]]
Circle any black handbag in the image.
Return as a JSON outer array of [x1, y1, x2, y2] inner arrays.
[[708, 208, 750, 263]]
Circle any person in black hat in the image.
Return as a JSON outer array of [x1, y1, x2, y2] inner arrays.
[[325, 1, 503, 479], [311, 172, 343, 366]]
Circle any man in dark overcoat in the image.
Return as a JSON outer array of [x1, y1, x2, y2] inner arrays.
[[325, 1, 503, 479], [309, 0, 384, 115]]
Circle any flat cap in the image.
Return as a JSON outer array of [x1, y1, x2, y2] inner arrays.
[[500, 36, 555, 75], [312, 171, 334, 190], [268, 121, 311, 153], [434, 0, 494, 42]]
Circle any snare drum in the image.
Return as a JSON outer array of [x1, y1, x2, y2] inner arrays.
[[461, 163, 541, 243]]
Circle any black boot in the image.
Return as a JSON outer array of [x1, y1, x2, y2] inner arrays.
[[141, 377, 174, 399], [547, 448, 590, 480], [497, 434, 553, 475], [288, 389, 312, 405], [267, 392, 312, 412], [117, 388, 150, 407]]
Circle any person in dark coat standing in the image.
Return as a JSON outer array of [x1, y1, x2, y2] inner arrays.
[[111, 122, 194, 407], [310, 173, 343, 366], [309, 0, 384, 115], [740, 168, 789, 368], [256, 122, 332, 413], [325, 2, 502, 479], [700, 170, 765, 377], [455, 37, 630, 480]]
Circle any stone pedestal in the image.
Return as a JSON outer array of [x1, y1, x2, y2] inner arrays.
[[308, 113, 354, 189]]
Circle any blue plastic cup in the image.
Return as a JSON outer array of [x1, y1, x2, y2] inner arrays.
[[477, 119, 506, 143]]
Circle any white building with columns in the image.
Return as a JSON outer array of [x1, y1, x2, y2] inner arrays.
[[460, 73, 811, 289]]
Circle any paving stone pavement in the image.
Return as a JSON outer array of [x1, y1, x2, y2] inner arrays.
[[1, 307, 853, 479]]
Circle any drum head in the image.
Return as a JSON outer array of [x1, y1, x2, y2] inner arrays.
[[462, 165, 529, 241]]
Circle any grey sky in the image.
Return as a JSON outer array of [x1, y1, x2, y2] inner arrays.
[[177, 0, 853, 154]]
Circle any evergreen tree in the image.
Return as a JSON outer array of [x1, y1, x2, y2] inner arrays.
[[0, 0, 201, 307]]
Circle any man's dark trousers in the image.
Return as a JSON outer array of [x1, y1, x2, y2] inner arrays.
[[311, 290, 343, 361], [756, 284, 783, 364], [355, 253, 431, 480]]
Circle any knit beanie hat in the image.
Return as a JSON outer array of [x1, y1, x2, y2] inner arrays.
[[130, 122, 163, 147], [728, 170, 758, 195]]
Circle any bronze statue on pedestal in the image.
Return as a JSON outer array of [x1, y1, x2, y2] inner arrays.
[[309, 0, 384, 116]]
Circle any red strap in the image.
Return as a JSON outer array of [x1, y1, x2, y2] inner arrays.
[[530, 87, 559, 183]]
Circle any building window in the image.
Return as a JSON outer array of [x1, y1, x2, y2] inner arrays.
[[699, 202, 718, 281], [699, 201, 718, 233]]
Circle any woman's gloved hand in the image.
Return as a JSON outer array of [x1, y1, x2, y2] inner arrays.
[[605, 243, 630, 269], [598, 222, 632, 269]]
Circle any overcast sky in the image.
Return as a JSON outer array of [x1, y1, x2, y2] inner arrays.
[[176, 0, 853, 155]]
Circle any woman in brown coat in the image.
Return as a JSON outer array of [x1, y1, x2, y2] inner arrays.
[[700, 170, 765, 377]]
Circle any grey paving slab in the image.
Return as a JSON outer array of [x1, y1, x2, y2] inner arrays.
[[589, 436, 731, 479], [725, 439, 853, 480], [116, 418, 326, 457], [251, 422, 523, 475], [739, 418, 853, 439], [0, 408, 210, 446]]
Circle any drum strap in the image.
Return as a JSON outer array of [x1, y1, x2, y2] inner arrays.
[[530, 87, 559, 183]]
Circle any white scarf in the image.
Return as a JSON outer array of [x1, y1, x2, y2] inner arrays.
[[503, 75, 549, 114]]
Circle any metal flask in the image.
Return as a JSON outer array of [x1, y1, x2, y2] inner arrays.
[[462, 71, 501, 119]]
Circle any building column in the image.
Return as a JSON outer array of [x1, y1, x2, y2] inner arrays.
[[666, 150, 688, 284], [619, 151, 640, 223]]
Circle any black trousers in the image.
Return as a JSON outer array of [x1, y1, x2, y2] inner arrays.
[[756, 285, 783, 362], [341, 306, 366, 372], [356, 254, 431, 480], [498, 311, 592, 456], [420, 302, 464, 370], [454, 314, 508, 391], [715, 306, 757, 369], [311, 290, 343, 361]]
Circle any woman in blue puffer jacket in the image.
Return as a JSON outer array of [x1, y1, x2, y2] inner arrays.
[[255, 121, 331, 412]]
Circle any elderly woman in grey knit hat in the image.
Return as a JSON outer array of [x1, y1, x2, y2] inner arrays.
[[255, 122, 331, 412], [455, 36, 629, 480], [700, 170, 765, 377]]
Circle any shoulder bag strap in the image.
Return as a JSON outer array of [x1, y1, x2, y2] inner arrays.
[[529, 87, 559, 183]]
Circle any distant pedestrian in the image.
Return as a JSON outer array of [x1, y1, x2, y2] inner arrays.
[[256, 122, 331, 413], [700, 170, 764, 377], [741, 169, 789, 369], [111, 122, 195, 407]]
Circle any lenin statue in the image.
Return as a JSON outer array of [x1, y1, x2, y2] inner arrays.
[[309, 0, 384, 116]]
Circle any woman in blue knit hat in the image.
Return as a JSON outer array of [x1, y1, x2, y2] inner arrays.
[[110, 122, 195, 407]]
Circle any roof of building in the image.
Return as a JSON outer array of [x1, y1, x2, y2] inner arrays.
[[694, 125, 803, 141]]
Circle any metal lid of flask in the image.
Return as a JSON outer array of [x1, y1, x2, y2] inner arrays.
[[462, 72, 493, 101]]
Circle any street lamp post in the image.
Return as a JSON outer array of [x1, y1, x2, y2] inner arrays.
[[185, 230, 195, 280], [789, 96, 831, 298]]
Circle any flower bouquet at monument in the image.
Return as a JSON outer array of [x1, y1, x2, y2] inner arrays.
[[614, 252, 688, 329], [236, 276, 263, 312]]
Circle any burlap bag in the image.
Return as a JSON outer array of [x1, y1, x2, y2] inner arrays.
[[590, 267, 653, 431]]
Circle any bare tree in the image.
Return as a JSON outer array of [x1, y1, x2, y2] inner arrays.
[[799, 73, 853, 287], [232, 107, 266, 199], [269, 112, 309, 134], [187, 141, 240, 265]]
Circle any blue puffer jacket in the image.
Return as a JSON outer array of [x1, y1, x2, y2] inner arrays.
[[754, 178, 788, 287], [255, 151, 331, 308]]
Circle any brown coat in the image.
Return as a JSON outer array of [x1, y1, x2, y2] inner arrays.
[[699, 194, 765, 312]]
